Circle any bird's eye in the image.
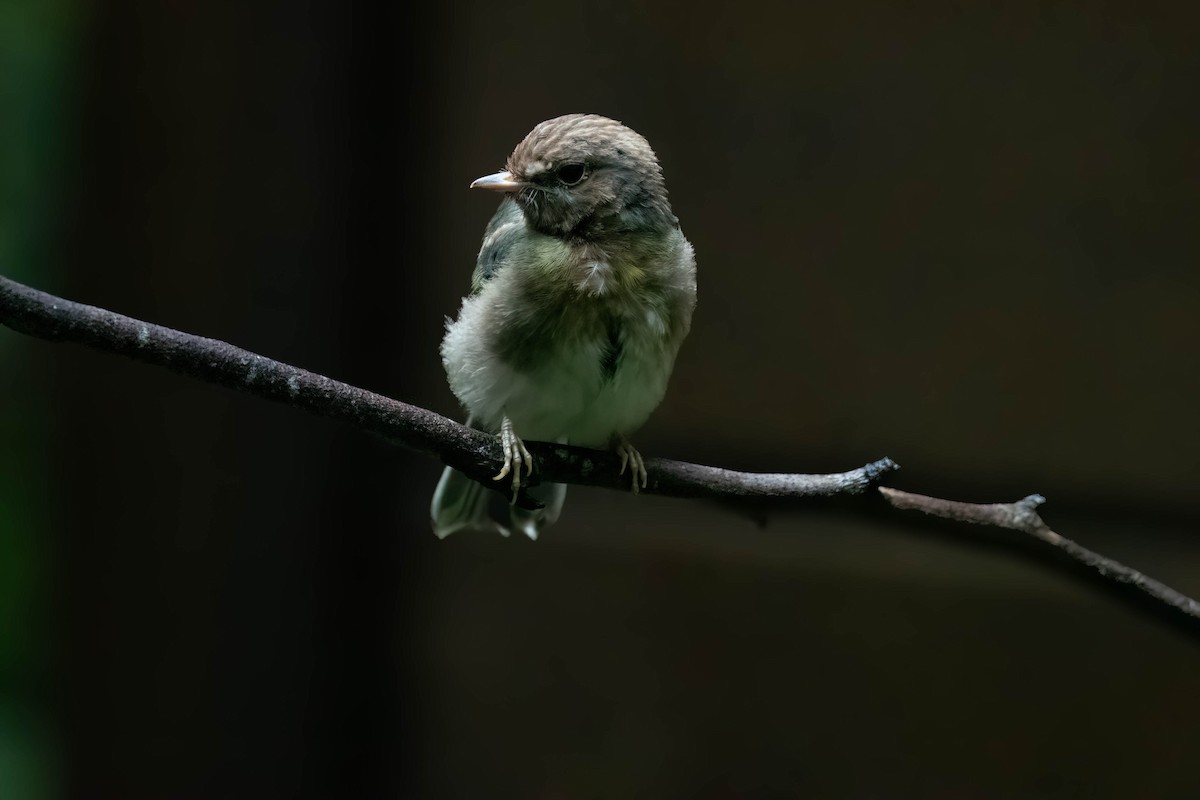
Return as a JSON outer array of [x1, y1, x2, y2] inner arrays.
[[556, 163, 586, 186]]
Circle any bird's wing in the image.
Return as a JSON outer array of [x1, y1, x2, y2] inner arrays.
[[471, 198, 526, 294]]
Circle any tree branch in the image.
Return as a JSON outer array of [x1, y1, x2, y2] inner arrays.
[[878, 488, 1200, 622], [0, 275, 894, 506], [3, 274, 1198, 628]]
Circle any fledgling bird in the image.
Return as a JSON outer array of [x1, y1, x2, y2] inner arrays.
[[431, 114, 697, 539]]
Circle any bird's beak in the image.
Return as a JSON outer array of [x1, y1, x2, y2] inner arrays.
[[470, 170, 522, 192]]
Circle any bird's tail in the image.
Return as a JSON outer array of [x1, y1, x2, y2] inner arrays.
[[509, 481, 567, 540], [430, 465, 506, 538], [430, 417, 570, 540], [430, 467, 569, 540]]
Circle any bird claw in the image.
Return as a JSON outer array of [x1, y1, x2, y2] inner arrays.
[[614, 434, 647, 494], [493, 416, 533, 501]]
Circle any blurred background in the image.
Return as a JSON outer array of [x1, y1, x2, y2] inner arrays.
[[2, 0, 1199, 796]]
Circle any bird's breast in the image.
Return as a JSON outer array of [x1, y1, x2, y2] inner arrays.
[[498, 295, 675, 446], [443, 228, 695, 446]]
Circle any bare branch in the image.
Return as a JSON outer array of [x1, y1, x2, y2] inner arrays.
[[880, 487, 1200, 622], [0, 275, 894, 505], [3, 273, 1198, 628]]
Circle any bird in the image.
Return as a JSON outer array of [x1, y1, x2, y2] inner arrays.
[[431, 114, 697, 540]]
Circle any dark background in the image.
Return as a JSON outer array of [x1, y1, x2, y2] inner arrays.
[[2, 0, 1199, 797]]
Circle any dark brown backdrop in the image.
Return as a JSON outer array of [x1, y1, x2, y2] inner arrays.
[[5, 0, 1199, 796]]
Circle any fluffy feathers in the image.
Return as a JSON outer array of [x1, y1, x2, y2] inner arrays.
[[431, 114, 697, 539]]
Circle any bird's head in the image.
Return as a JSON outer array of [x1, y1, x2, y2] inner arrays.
[[470, 114, 676, 241]]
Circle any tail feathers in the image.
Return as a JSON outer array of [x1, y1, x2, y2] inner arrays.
[[430, 466, 507, 539], [430, 466, 569, 541], [509, 481, 568, 541]]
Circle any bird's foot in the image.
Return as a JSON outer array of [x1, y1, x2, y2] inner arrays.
[[613, 433, 648, 494], [493, 416, 533, 500]]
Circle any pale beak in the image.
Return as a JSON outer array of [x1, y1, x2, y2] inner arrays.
[[470, 170, 522, 192]]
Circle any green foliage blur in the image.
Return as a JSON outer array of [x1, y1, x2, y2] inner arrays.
[[1, 1, 82, 795]]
